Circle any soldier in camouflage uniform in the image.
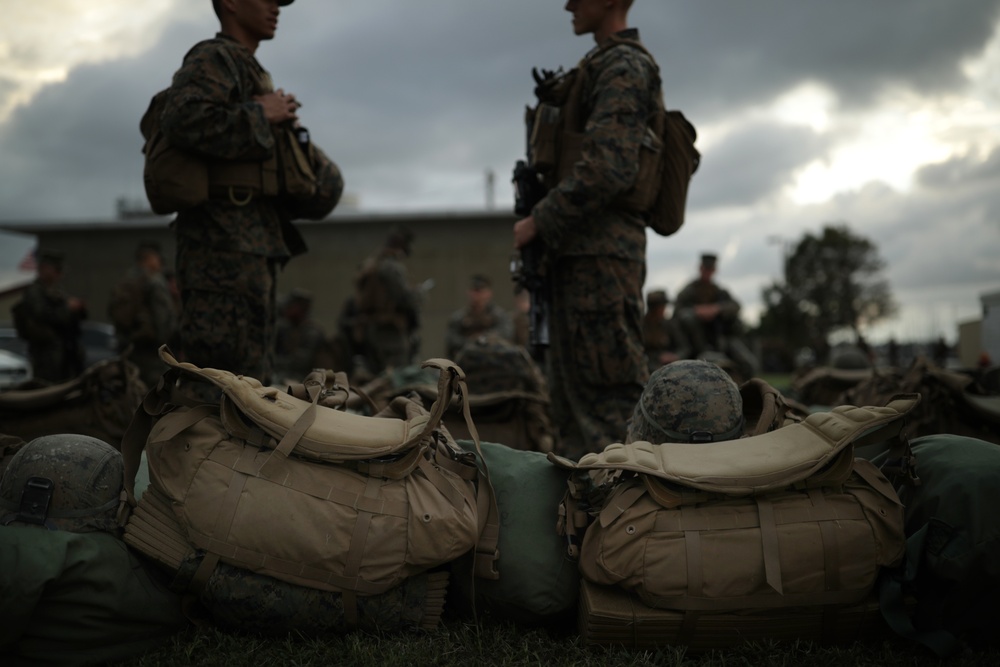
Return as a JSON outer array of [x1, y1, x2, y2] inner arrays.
[[340, 227, 422, 379], [12, 249, 87, 383], [642, 289, 691, 373], [626, 359, 744, 445], [444, 274, 515, 360], [107, 241, 178, 389], [272, 288, 331, 384], [513, 0, 655, 458], [674, 253, 759, 381], [160, 0, 343, 386]]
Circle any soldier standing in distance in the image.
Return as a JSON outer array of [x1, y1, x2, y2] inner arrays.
[[444, 274, 515, 360], [159, 0, 343, 387], [341, 226, 422, 378], [512, 0, 656, 458], [107, 241, 178, 389], [272, 288, 330, 383], [12, 249, 87, 383]]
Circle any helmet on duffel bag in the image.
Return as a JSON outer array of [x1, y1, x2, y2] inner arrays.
[[0, 433, 124, 533]]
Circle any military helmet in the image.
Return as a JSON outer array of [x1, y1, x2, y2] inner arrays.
[[0, 434, 123, 533], [627, 359, 744, 444]]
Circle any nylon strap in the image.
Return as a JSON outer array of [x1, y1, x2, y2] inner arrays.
[[756, 496, 784, 595]]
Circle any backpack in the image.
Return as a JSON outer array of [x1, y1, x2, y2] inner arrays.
[[0, 357, 146, 448], [553, 395, 918, 641], [840, 355, 1000, 445], [120, 348, 499, 628], [875, 434, 1000, 657], [529, 35, 699, 238]]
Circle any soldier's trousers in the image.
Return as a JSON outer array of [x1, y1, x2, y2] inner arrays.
[[177, 243, 276, 385], [546, 256, 648, 460]]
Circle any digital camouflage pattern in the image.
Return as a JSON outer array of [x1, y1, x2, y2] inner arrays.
[[107, 266, 178, 388], [161, 34, 342, 383], [0, 434, 123, 533], [530, 29, 658, 459], [532, 29, 658, 262], [345, 246, 421, 376], [626, 359, 744, 445], [453, 334, 547, 397], [548, 255, 647, 459], [13, 280, 86, 383], [175, 556, 448, 635], [445, 301, 514, 361]]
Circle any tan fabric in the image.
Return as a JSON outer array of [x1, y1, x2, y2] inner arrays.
[[121, 347, 498, 599], [560, 396, 916, 614]]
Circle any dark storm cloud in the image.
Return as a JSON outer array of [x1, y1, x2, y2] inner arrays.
[[687, 121, 831, 208], [1, 0, 999, 221]]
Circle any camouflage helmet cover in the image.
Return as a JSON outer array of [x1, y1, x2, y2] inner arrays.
[[0, 434, 124, 533], [627, 359, 743, 444]]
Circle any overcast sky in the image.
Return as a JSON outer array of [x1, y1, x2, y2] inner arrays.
[[2, 0, 1000, 345]]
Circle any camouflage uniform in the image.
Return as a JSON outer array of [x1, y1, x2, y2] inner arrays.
[[445, 301, 514, 360], [344, 247, 421, 376], [14, 280, 86, 383], [161, 34, 343, 384], [531, 29, 656, 458], [642, 311, 692, 372], [674, 277, 758, 379], [108, 266, 178, 388], [273, 315, 329, 383]]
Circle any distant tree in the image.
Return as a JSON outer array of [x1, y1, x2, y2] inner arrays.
[[756, 224, 896, 360]]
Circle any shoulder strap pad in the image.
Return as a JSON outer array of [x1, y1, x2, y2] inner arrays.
[[562, 395, 920, 495]]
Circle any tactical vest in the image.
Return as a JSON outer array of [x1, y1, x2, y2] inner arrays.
[[526, 35, 699, 237], [142, 39, 320, 214]]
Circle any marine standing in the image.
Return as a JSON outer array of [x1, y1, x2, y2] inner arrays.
[[341, 226, 422, 378], [513, 0, 656, 458], [158, 0, 342, 385], [12, 250, 87, 383], [107, 241, 179, 389]]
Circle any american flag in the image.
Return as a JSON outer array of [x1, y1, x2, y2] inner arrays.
[[17, 247, 37, 272]]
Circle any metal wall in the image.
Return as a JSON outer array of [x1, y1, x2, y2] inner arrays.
[[0, 210, 518, 361]]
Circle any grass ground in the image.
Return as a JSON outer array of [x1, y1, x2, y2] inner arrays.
[[111, 616, 999, 667]]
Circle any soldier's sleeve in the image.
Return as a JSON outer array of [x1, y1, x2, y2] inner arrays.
[[532, 49, 654, 250], [496, 307, 515, 344], [673, 282, 697, 314], [668, 319, 693, 360], [160, 42, 274, 162]]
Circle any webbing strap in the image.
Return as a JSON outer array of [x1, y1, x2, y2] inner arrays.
[[341, 474, 382, 628], [257, 379, 321, 479], [811, 488, 841, 593], [756, 496, 784, 595], [646, 587, 869, 611], [684, 513, 703, 598]]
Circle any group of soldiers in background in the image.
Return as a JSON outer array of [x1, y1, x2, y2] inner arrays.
[[642, 252, 759, 383]]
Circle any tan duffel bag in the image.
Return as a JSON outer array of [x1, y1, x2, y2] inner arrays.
[[120, 348, 499, 622], [554, 395, 918, 616]]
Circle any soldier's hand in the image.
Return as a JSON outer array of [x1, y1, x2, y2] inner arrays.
[[513, 216, 538, 249], [254, 89, 300, 125], [67, 297, 85, 313]]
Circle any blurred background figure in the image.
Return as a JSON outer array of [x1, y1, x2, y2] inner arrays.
[[11, 249, 87, 383], [674, 253, 759, 381], [107, 241, 178, 388], [444, 274, 514, 360], [273, 288, 331, 384], [641, 289, 691, 373]]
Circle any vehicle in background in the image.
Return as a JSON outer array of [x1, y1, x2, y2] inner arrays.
[[0, 348, 32, 389]]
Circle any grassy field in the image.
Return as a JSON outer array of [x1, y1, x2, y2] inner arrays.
[[111, 615, 999, 667]]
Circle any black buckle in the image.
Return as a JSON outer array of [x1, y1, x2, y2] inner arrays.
[[689, 431, 714, 444], [17, 476, 55, 525]]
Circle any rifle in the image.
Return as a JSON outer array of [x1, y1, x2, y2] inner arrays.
[[511, 79, 552, 362]]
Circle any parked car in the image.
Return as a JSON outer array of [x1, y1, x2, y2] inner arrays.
[[0, 321, 119, 374], [0, 348, 32, 389]]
